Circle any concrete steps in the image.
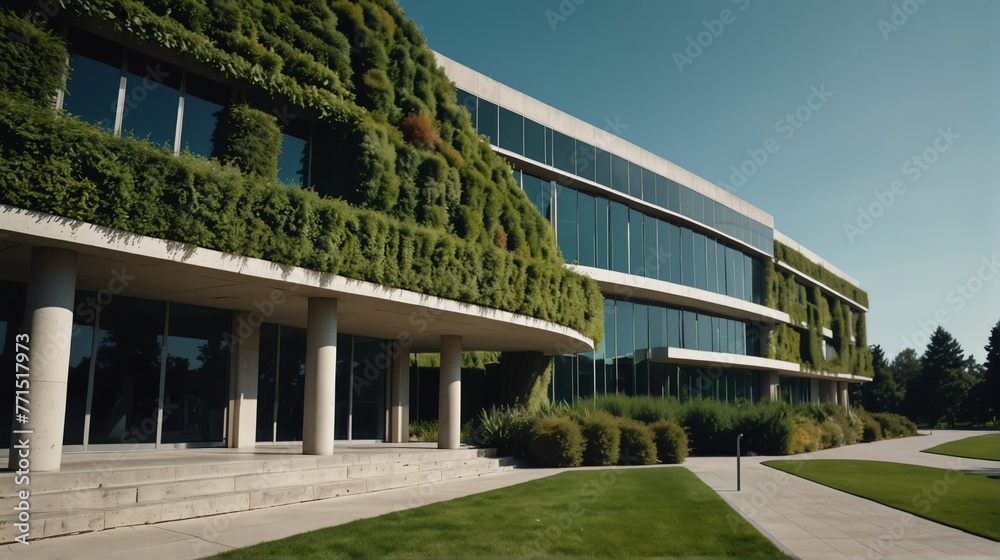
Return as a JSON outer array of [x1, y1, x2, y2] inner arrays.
[[0, 447, 514, 543]]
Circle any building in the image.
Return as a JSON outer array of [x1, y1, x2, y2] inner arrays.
[[0, 1, 870, 475]]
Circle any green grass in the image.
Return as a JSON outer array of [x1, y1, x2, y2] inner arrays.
[[219, 468, 789, 558], [922, 433, 1000, 461], [764, 459, 1000, 541]]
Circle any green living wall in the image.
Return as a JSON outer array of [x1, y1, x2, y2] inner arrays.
[[0, 2, 603, 343]]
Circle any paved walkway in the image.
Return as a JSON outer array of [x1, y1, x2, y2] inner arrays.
[[686, 429, 999, 559], [2, 430, 997, 559]]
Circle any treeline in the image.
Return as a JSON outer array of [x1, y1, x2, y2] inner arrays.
[[852, 322, 999, 427]]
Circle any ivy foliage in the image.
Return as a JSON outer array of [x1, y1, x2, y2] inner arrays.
[[0, 9, 68, 103], [0, 1, 603, 343], [775, 241, 869, 307], [212, 103, 283, 181]]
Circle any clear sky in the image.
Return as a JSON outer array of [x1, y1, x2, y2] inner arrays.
[[401, 0, 1000, 364]]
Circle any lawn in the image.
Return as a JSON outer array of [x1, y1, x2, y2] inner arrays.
[[922, 433, 999, 461], [764, 459, 999, 541], [219, 468, 789, 558]]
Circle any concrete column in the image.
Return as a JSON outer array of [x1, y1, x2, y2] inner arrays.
[[303, 298, 337, 455], [438, 335, 462, 450], [838, 382, 850, 409], [9, 247, 77, 472], [809, 379, 820, 404], [759, 371, 780, 402], [828, 381, 839, 405], [389, 343, 411, 443], [229, 311, 260, 448]]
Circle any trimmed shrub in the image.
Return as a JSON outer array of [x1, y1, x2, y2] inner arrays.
[[650, 420, 688, 464], [871, 412, 918, 439], [528, 416, 584, 467], [400, 112, 440, 150], [855, 408, 882, 442], [679, 399, 734, 456], [579, 411, 621, 466], [0, 9, 68, 103], [212, 103, 282, 181], [731, 402, 792, 456], [617, 418, 657, 465]]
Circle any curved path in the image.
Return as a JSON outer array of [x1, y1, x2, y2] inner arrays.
[[686, 430, 999, 559]]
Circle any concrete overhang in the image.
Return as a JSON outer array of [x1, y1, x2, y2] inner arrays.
[[648, 347, 872, 383], [0, 205, 593, 354], [571, 264, 790, 325]]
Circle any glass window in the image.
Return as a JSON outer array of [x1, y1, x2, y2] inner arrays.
[[693, 232, 707, 290], [161, 303, 230, 444], [643, 214, 658, 279], [716, 241, 727, 295], [726, 246, 738, 298], [603, 298, 617, 393], [477, 98, 498, 144], [704, 199, 715, 231], [578, 351, 595, 399], [719, 317, 730, 354], [628, 161, 642, 199], [575, 141, 595, 182], [88, 296, 165, 445], [712, 316, 721, 352], [556, 184, 578, 263], [656, 219, 671, 283], [629, 209, 644, 277], [455, 88, 477, 127], [610, 201, 630, 273], [498, 106, 523, 155], [596, 197, 609, 269], [278, 121, 310, 186], [120, 52, 182, 148], [616, 301, 634, 396], [64, 292, 96, 445], [733, 249, 745, 301], [692, 192, 704, 224], [680, 227, 694, 287], [595, 147, 612, 187], [680, 186, 693, 219], [706, 238, 718, 294], [352, 336, 389, 439], [641, 168, 655, 204], [524, 117, 545, 163], [180, 72, 227, 158], [668, 179, 680, 212], [698, 313, 713, 352], [275, 326, 308, 441], [256, 323, 279, 442], [552, 130, 576, 175], [728, 319, 738, 355], [667, 307, 680, 348], [682, 310, 697, 350], [611, 154, 629, 194], [669, 222, 682, 284], [63, 28, 122, 132], [578, 190, 596, 268], [655, 174, 669, 208], [334, 333, 351, 439], [744, 254, 754, 304], [522, 173, 552, 221], [649, 305, 666, 349], [634, 303, 649, 396], [553, 355, 575, 404], [752, 257, 764, 304]]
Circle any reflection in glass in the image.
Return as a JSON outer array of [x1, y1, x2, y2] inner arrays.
[[578, 191, 596, 268], [278, 130, 309, 186], [63, 29, 122, 132], [120, 52, 181, 148], [64, 292, 96, 445], [352, 336, 388, 439], [276, 327, 307, 441], [181, 72, 227, 157], [629, 209, 644, 277], [556, 184, 578, 263], [256, 323, 279, 442], [575, 141, 595, 182], [335, 333, 351, 440], [499, 107, 523, 155], [524, 117, 545, 162], [552, 130, 576, 175], [595, 148, 612, 187], [522, 173, 552, 221], [596, 197, 609, 269], [616, 301, 634, 395], [478, 99, 498, 144], [644, 215, 658, 280], [610, 201, 630, 274], [611, 154, 629, 194], [603, 299, 617, 393]]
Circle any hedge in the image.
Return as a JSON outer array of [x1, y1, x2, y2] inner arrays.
[[527, 416, 584, 467]]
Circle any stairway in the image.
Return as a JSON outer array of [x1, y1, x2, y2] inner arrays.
[[0, 447, 516, 543]]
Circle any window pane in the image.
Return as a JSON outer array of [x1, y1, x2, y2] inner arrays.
[[478, 98, 498, 144], [682, 310, 697, 350], [726, 246, 738, 297], [524, 117, 545, 162], [634, 304, 649, 395], [63, 29, 122, 132], [693, 232, 707, 290], [455, 88, 477, 128], [578, 351, 594, 399], [698, 313, 713, 352], [629, 209, 644, 277], [733, 247, 745, 300], [680, 186, 693, 219], [498, 106, 523, 154], [628, 161, 642, 199], [276, 327, 307, 441], [744, 253, 754, 303], [522, 173, 552, 221], [179, 72, 227, 158], [578, 191, 596, 267], [161, 303, 230, 444], [611, 154, 629, 194], [596, 197, 609, 269], [256, 323, 279, 442], [644, 214, 658, 279], [656, 219, 670, 283], [553, 130, 576, 175], [89, 296, 164, 445], [655, 174, 669, 208], [616, 301, 634, 396], [610, 201, 630, 273], [706, 237, 718, 293], [575, 141, 595, 181], [668, 179, 680, 212], [667, 308, 680, 348], [641, 168, 655, 203], [557, 184, 578, 264], [604, 298, 617, 393], [595, 147, 612, 187], [704, 198, 715, 230], [278, 127, 309, 186], [352, 336, 389, 439], [64, 291, 96, 445], [717, 242, 727, 295], [669, 223, 681, 284], [719, 318, 730, 354], [680, 227, 694, 287], [649, 305, 666, 349], [692, 192, 704, 224], [120, 52, 182, 148]]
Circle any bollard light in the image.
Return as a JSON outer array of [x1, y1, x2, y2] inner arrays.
[[736, 433, 744, 492]]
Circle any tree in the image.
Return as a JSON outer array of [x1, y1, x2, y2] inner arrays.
[[917, 327, 972, 427], [893, 348, 923, 420], [968, 321, 999, 423], [858, 345, 904, 413]]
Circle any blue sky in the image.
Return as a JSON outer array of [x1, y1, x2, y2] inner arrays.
[[402, 0, 999, 363]]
